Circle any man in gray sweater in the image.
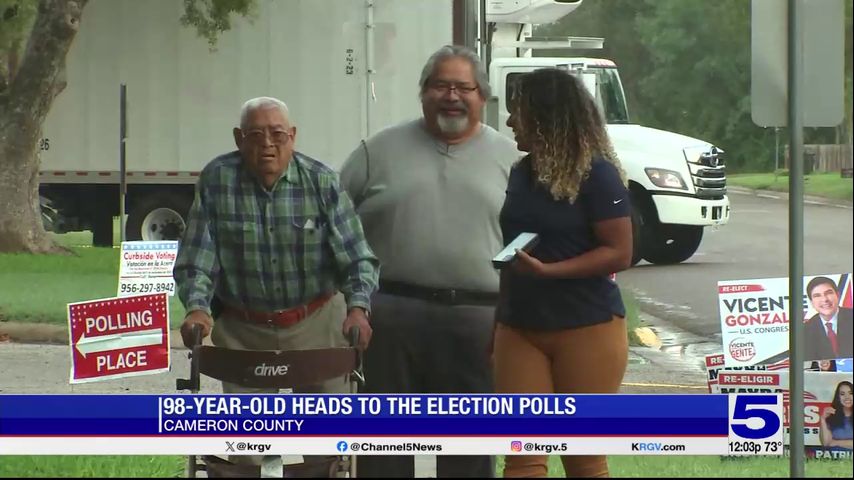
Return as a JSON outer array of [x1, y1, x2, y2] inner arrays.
[[340, 45, 519, 478]]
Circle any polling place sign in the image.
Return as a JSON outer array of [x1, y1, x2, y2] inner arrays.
[[67, 294, 170, 383]]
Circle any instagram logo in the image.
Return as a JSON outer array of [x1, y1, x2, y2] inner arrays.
[[511, 441, 522, 452]]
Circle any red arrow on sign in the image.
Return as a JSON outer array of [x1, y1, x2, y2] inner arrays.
[[67, 293, 170, 384]]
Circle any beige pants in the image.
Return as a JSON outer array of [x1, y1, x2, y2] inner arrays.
[[211, 292, 351, 394], [210, 292, 351, 472], [494, 317, 628, 478]]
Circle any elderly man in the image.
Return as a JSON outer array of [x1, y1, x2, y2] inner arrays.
[[175, 96, 379, 395], [340, 46, 520, 478]]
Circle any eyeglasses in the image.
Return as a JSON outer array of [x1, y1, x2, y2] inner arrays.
[[241, 129, 293, 145], [428, 81, 479, 95]]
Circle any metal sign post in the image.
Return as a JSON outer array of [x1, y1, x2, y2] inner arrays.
[[119, 84, 127, 243], [786, 1, 804, 475], [751, 1, 843, 474]]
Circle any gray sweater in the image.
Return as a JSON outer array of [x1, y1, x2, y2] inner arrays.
[[340, 119, 520, 293]]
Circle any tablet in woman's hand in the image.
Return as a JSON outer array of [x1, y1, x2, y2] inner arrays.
[[492, 232, 539, 269]]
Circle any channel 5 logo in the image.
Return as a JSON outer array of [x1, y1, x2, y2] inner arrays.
[[510, 441, 522, 452]]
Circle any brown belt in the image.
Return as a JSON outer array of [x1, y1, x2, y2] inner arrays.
[[223, 293, 334, 327]]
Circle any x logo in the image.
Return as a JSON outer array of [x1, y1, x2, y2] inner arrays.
[[225, 441, 235, 452]]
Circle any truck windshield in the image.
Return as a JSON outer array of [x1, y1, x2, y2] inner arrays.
[[590, 67, 630, 125], [505, 68, 630, 125]]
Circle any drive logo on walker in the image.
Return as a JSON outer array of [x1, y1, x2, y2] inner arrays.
[[726, 394, 784, 455], [67, 293, 170, 383], [254, 363, 290, 376]]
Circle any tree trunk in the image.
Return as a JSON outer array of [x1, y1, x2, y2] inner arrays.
[[0, 0, 87, 253]]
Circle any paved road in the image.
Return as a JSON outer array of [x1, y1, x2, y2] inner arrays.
[[619, 192, 854, 340]]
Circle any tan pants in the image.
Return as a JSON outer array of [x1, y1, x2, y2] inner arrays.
[[211, 292, 351, 394], [210, 292, 351, 471], [493, 317, 628, 478]]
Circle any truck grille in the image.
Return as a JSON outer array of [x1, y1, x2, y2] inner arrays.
[[687, 147, 727, 199]]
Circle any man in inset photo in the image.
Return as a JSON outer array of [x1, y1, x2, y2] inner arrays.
[[805, 276, 853, 361]]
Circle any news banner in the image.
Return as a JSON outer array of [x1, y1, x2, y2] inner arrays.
[[0, 394, 783, 456]]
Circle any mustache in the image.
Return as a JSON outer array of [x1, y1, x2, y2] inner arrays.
[[438, 101, 468, 112]]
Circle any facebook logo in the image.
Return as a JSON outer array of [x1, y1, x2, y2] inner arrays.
[[336, 441, 348, 452]]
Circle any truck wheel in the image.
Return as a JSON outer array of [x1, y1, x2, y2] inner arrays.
[[642, 225, 703, 265], [126, 192, 193, 242]]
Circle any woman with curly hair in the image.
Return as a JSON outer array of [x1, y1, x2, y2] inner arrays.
[[495, 68, 633, 477], [820, 380, 853, 449]]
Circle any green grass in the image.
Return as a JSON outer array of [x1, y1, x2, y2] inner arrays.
[[0, 244, 186, 329], [0, 456, 184, 478], [501, 455, 852, 477], [51, 229, 99, 249], [3, 222, 640, 343], [0, 218, 186, 327], [624, 291, 641, 345], [0, 454, 849, 478], [728, 172, 853, 201]]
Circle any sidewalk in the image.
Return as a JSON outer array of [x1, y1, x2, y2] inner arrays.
[[0, 321, 709, 394], [728, 185, 853, 208]]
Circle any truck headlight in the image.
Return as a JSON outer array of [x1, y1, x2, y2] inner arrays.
[[645, 168, 688, 190]]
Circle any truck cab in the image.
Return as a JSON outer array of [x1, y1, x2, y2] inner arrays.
[[483, 0, 731, 264]]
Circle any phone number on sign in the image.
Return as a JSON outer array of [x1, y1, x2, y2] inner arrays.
[[119, 282, 174, 294]]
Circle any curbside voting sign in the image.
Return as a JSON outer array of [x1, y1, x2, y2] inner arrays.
[[118, 241, 179, 297], [68, 294, 170, 383]]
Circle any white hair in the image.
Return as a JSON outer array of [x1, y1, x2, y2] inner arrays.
[[418, 45, 492, 99], [239, 97, 291, 129]]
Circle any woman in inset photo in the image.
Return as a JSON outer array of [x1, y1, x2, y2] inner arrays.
[[820, 380, 853, 449]]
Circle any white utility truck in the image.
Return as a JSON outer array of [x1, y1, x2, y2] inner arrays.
[[39, 0, 729, 264]]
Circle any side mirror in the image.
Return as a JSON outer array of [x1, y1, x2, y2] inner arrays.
[[485, 95, 500, 131]]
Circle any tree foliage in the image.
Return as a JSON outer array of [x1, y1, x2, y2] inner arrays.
[[0, 0, 256, 253], [534, 0, 653, 127], [633, 0, 769, 171], [179, 0, 256, 48], [0, 0, 37, 93], [537, 0, 853, 172]]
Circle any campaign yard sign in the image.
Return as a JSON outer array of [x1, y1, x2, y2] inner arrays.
[[718, 273, 853, 367], [716, 370, 852, 458], [68, 294, 170, 383], [704, 353, 853, 393], [704, 353, 788, 393]]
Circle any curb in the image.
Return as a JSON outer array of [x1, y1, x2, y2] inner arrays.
[[727, 186, 853, 209], [0, 322, 187, 349], [0, 322, 69, 345], [2, 323, 668, 358], [2, 322, 665, 351]]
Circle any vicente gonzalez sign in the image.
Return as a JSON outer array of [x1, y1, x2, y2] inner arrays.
[[718, 273, 853, 367]]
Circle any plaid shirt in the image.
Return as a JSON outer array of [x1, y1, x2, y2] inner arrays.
[[174, 151, 379, 315]]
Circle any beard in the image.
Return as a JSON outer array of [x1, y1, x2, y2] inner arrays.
[[436, 113, 470, 135]]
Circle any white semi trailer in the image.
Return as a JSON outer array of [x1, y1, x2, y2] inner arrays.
[[39, 0, 729, 264]]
